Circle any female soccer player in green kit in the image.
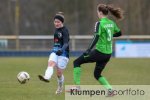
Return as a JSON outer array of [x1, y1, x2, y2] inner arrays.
[[73, 4, 124, 91]]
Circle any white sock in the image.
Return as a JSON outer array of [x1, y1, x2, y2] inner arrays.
[[57, 75, 64, 85], [44, 67, 53, 80]]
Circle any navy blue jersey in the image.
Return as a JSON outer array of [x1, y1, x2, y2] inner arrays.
[[52, 26, 69, 58]]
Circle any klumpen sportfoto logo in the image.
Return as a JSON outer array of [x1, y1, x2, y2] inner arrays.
[[66, 86, 145, 97], [65, 85, 150, 100]]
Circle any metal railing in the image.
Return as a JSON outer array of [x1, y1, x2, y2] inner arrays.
[[0, 35, 150, 51]]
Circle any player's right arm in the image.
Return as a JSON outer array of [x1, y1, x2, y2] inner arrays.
[[84, 22, 100, 55]]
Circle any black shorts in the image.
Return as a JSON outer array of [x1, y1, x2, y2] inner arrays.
[[74, 49, 111, 67]]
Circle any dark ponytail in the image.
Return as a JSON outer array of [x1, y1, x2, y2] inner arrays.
[[97, 4, 124, 20], [107, 5, 124, 20]]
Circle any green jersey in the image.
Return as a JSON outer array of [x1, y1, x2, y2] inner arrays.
[[94, 18, 120, 54]]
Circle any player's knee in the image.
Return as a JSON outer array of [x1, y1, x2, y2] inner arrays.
[[57, 69, 63, 77], [94, 67, 103, 80], [73, 59, 81, 68], [48, 60, 56, 67], [94, 71, 101, 80], [57, 72, 62, 78]]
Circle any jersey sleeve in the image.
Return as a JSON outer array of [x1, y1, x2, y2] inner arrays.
[[94, 22, 100, 35], [86, 34, 99, 51], [61, 27, 69, 50], [62, 28, 69, 43], [86, 22, 100, 51], [114, 23, 120, 33]]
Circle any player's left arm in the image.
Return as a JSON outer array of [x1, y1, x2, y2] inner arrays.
[[113, 31, 122, 37], [56, 28, 69, 56], [113, 23, 122, 37], [61, 28, 69, 51]]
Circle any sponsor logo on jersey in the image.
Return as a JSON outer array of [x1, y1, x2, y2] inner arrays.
[[58, 32, 62, 38]]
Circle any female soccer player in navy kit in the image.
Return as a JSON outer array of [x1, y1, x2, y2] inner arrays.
[[38, 12, 69, 94], [73, 4, 124, 92]]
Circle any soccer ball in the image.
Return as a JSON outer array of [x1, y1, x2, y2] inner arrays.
[[17, 71, 30, 84]]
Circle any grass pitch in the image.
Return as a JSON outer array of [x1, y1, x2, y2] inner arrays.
[[0, 57, 150, 100]]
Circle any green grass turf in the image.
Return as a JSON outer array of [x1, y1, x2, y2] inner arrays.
[[0, 57, 150, 100]]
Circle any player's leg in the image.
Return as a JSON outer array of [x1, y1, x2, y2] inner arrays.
[[56, 56, 69, 94], [94, 64, 115, 97], [73, 50, 98, 85], [55, 67, 64, 94], [73, 56, 83, 85], [94, 64, 112, 90], [38, 52, 57, 82], [93, 52, 112, 90]]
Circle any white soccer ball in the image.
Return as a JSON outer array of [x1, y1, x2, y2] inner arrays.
[[17, 71, 30, 84]]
